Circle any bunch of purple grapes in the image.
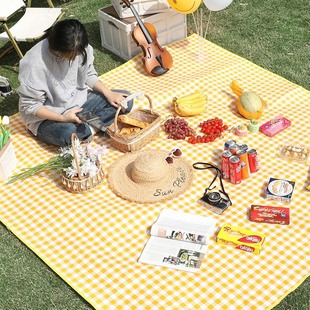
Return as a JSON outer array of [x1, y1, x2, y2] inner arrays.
[[163, 117, 195, 140]]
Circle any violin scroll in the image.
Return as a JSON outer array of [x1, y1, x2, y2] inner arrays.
[[120, 0, 134, 8]]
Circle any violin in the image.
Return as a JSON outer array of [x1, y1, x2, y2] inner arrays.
[[121, 0, 173, 76]]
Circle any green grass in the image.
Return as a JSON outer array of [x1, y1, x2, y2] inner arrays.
[[0, 0, 309, 309]]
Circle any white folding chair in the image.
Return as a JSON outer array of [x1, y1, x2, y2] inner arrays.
[[25, 0, 55, 8], [0, 0, 65, 59]]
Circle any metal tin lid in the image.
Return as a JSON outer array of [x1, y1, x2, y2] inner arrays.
[[222, 150, 232, 157], [238, 144, 248, 151], [247, 149, 257, 154], [236, 149, 247, 155], [224, 140, 236, 148], [229, 144, 239, 149], [229, 155, 240, 163]]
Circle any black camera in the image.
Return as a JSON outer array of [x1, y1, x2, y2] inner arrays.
[[198, 191, 232, 215], [193, 162, 232, 215]]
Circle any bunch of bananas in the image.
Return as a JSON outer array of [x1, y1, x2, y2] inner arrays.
[[173, 90, 207, 116]]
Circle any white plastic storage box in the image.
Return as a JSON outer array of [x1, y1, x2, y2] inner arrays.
[[112, 0, 170, 19], [98, 6, 187, 60]]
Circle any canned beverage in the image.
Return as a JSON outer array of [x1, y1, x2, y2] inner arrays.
[[237, 149, 250, 179], [229, 143, 240, 155], [247, 149, 259, 173], [238, 144, 248, 152], [224, 140, 236, 150], [229, 156, 242, 184], [221, 150, 232, 179]]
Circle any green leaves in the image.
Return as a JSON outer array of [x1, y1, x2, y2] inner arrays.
[[0, 125, 11, 150], [7, 152, 73, 184]]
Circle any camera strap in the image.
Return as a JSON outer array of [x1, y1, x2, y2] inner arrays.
[[192, 162, 232, 205]]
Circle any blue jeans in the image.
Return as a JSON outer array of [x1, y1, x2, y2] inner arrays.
[[37, 89, 133, 146]]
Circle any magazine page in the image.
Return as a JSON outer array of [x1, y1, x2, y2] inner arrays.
[[150, 208, 216, 245], [138, 209, 216, 272], [138, 236, 209, 272]]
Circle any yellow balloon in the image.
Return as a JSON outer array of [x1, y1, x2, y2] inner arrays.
[[167, 0, 202, 14]]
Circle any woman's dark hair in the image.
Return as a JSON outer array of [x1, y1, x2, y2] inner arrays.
[[45, 19, 88, 65]]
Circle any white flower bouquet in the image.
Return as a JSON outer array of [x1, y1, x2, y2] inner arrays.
[[8, 134, 108, 192], [61, 137, 108, 179]]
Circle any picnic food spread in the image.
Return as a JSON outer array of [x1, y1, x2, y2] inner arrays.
[[2, 33, 309, 310]]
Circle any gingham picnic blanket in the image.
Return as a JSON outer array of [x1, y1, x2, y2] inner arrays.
[[1, 34, 309, 309]]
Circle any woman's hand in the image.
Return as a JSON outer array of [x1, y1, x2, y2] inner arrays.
[[63, 107, 84, 123], [105, 91, 128, 109], [93, 80, 127, 109]]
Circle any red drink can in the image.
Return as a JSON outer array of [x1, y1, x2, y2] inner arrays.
[[247, 149, 259, 173], [229, 155, 242, 184], [237, 149, 250, 180], [221, 150, 232, 179]]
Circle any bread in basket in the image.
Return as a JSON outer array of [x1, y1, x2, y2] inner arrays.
[[107, 94, 161, 152]]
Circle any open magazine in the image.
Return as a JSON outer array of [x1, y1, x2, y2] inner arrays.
[[138, 209, 217, 273]]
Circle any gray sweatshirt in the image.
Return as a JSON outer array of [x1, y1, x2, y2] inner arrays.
[[18, 39, 100, 135]]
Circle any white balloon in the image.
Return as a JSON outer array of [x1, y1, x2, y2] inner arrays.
[[203, 0, 233, 11]]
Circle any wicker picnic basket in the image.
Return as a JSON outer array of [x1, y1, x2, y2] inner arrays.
[[107, 94, 161, 152], [62, 133, 105, 193]]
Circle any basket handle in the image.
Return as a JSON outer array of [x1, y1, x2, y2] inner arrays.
[[113, 93, 153, 134], [71, 133, 83, 180]]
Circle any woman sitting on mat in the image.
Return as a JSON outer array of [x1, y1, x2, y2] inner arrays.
[[18, 19, 133, 147]]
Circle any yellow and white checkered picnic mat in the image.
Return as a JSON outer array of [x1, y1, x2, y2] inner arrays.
[[1, 34, 309, 309]]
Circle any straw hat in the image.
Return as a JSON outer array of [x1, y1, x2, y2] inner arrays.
[[107, 149, 193, 204]]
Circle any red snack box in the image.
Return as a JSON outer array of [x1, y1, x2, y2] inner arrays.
[[250, 205, 290, 225]]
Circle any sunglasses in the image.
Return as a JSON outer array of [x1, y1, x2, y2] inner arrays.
[[165, 148, 182, 164]]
